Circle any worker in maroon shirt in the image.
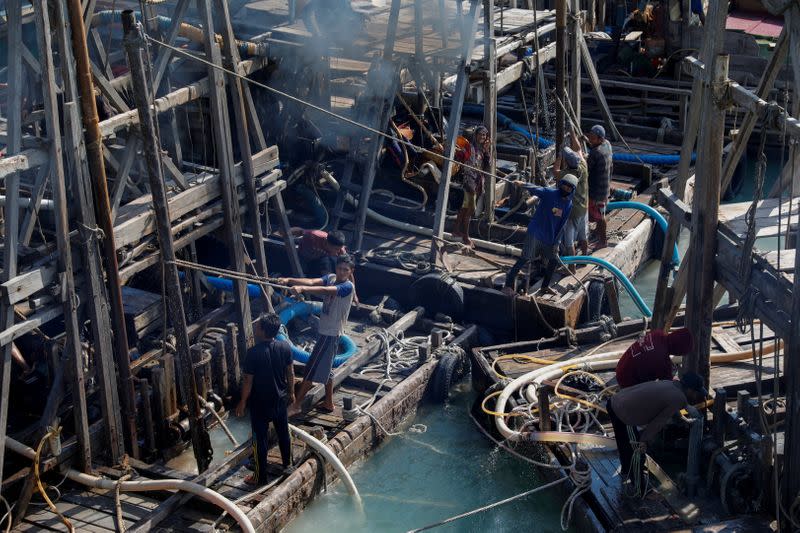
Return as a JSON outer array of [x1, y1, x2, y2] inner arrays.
[[289, 227, 347, 277], [615, 328, 693, 389]]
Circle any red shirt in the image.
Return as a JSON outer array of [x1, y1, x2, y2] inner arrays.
[[297, 230, 345, 260], [615, 330, 674, 389]]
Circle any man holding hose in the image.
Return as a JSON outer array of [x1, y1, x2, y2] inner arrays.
[[502, 174, 578, 296], [278, 255, 356, 416]]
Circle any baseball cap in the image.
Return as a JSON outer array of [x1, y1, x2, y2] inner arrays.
[[562, 147, 581, 168], [680, 372, 708, 397], [590, 125, 606, 139]]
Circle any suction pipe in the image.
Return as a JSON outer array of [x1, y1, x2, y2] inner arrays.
[[289, 424, 363, 507]]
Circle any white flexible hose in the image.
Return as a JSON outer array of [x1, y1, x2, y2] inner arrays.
[[289, 424, 363, 508], [4, 437, 255, 533], [493, 350, 629, 441]]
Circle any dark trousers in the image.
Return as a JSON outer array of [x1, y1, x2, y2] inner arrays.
[[251, 406, 291, 484], [607, 399, 642, 484], [505, 238, 558, 290]]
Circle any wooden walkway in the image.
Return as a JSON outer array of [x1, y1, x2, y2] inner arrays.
[[17, 312, 452, 532]]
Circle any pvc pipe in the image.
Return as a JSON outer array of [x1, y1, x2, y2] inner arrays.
[[560, 256, 652, 317], [607, 201, 679, 266], [203, 274, 263, 300], [288, 424, 362, 508], [5, 437, 255, 533], [0, 196, 54, 210]]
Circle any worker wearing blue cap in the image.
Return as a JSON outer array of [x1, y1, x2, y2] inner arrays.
[[586, 124, 613, 249]]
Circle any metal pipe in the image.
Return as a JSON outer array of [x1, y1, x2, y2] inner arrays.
[[0, 197, 54, 210], [64, 0, 138, 459]]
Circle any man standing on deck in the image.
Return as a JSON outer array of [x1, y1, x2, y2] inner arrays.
[[615, 328, 694, 389], [452, 125, 492, 248], [502, 174, 578, 296], [586, 125, 613, 249], [278, 255, 356, 416], [557, 134, 590, 268], [606, 373, 707, 492], [236, 313, 295, 485]]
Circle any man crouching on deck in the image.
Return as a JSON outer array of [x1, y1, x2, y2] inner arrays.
[[278, 255, 356, 416]]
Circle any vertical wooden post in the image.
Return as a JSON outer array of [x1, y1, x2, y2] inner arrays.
[[783, 216, 800, 528], [215, 0, 273, 312], [568, 0, 581, 126], [53, 0, 125, 464], [683, 53, 728, 385], [538, 385, 553, 431], [483, 0, 498, 223], [33, 0, 93, 471], [195, 0, 254, 356], [226, 323, 242, 392], [555, 0, 567, 153], [122, 12, 211, 473], [0, 0, 24, 488], [651, 0, 728, 330], [65, 0, 139, 458], [430, 0, 481, 262]]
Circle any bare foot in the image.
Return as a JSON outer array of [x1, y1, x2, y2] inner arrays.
[[462, 237, 475, 248], [287, 405, 301, 418], [319, 403, 335, 413], [244, 474, 262, 486]]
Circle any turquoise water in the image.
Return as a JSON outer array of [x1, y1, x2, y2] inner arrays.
[[283, 382, 575, 533]]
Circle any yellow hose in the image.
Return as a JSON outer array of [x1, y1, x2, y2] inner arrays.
[[34, 428, 75, 533], [480, 390, 530, 418]]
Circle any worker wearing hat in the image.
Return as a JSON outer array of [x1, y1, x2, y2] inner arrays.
[[585, 124, 613, 249], [503, 174, 577, 296], [557, 131, 590, 266]]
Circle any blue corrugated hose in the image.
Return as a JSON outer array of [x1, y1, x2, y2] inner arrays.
[[607, 201, 680, 267], [560, 256, 652, 317]]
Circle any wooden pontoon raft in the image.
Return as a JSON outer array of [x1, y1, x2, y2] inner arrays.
[[469, 312, 780, 532], [13, 307, 479, 532]]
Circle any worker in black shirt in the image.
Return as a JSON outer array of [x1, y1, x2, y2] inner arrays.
[[236, 313, 295, 485]]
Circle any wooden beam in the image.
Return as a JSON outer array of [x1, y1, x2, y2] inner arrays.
[[684, 56, 800, 139], [126, 443, 251, 533], [90, 61, 130, 113], [721, 27, 789, 193], [122, 11, 211, 473], [18, 161, 52, 245], [196, 0, 254, 355], [35, 0, 93, 472], [55, 0, 127, 463], [483, 0, 498, 224], [0, 149, 49, 179], [216, 0, 272, 311], [783, 206, 800, 528], [431, 0, 480, 262], [683, 53, 729, 384], [0, 0, 23, 488], [98, 58, 265, 138], [578, 25, 620, 140]]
